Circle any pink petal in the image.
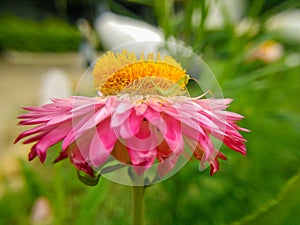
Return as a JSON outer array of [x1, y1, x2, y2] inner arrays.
[[157, 153, 179, 177], [194, 112, 219, 130], [127, 147, 157, 175], [89, 118, 118, 167], [53, 148, 68, 163], [152, 113, 184, 154], [71, 112, 96, 138], [89, 133, 110, 167], [144, 106, 185, 155], [47, 114, 72, 126], [209, 152, 227, 175], [182, 123, 204, 141], [22, 132, 48, 144], [70, 146, 95, 177], [119, 111, 143, 139], [28, 144, 38, 161], [77, 106, 112, 133], [14, 124, 49, 143], [62, 130, 75, 150], [71, 100, 100, 117], [125, 121, 161, 151], [35, 123, 71, 162], [223, 137, 247, 155], [111, 107, 132, 128], [115, 100, 133, 114], [134, 102, 148, 116], [64, 107, 109, 150]]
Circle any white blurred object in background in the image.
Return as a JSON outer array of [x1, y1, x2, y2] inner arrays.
[[266, 9, 300, 45], [285, 53, 300, 67], [94, 12, 164, 50], [40, 68, 72, 105], [235, 18, 260, 37], [192, 0, 247, 30], [77, 18, 98, 67]]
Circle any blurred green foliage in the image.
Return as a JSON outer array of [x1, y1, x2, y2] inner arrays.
[[0, 17, 80, 52], [1, 0, 300, 225]]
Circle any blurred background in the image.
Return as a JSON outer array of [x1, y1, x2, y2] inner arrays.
[[0, 0, 300, 225]]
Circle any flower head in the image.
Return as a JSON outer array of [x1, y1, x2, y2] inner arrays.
[[15, 49, 248, 185]]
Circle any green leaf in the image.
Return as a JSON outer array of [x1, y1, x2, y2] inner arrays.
[[77, 170, 101, 186], [231, 170, 300, 225], [127, 0, 152, 6], [75, 179, 108, 225]]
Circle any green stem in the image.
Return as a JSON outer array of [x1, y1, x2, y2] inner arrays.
[[132, 185, 145, 225]]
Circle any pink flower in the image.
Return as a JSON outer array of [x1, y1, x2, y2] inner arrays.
[[15, 50, 248, 183]]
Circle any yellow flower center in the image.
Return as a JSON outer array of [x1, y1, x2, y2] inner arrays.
[[93, 50, 188, 95]]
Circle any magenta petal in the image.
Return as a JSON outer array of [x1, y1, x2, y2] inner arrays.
[[119, 111, 143, 139], [23, 132, 48, 144], [62, 130, 75, 150], [182, 124, 203, 141], [223, 137, 247, 155], [111, 108, 132, 127], [89, 118, 118, 167], [194, 112, 219, 130], [47, 114, 72, 126], [28, 144, 38, 161], [209, 152, 227, 175], [14, 124, 48, 143], [134, 102, 148, 116], [77, 101, 115, 134], [89, 132, 110, 167], [62, 99, 120, 150], [210, 158, 219, 175], [19, 117, 51, 125], [70, 146, 95, 177], [157, 154, 179, 177], [159, 115, 184, 154], [53, 148, 68, 163], [127, 147, 157, 175], [77, 110, 105, 133], [182, 118, 203, 133], [70, 112, 96, 141], [144, 108, 184, 154], [222, 111, 244, 120], [125, 120, 161, 151], [35, 123, 71, 162], [98, 118, 118, 150], [71, 99, 105, 118], [74, 129, 95, 160]]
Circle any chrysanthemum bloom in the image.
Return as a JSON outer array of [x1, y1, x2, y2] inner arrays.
[[15, 49, 248, 185]]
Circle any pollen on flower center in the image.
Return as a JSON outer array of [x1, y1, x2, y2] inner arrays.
[[93, 50, 187, 95]]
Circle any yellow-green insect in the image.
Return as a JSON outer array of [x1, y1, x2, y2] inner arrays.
[[151, 74, 191, 97]]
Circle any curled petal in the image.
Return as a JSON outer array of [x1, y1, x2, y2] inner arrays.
[[127, 147, 157, 175], [70, 146, 95, 177], [35, 123, 71, 162], [210, 152, 227, 176], [119, 111, 143, 139], [90, 118, 118, 167]]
